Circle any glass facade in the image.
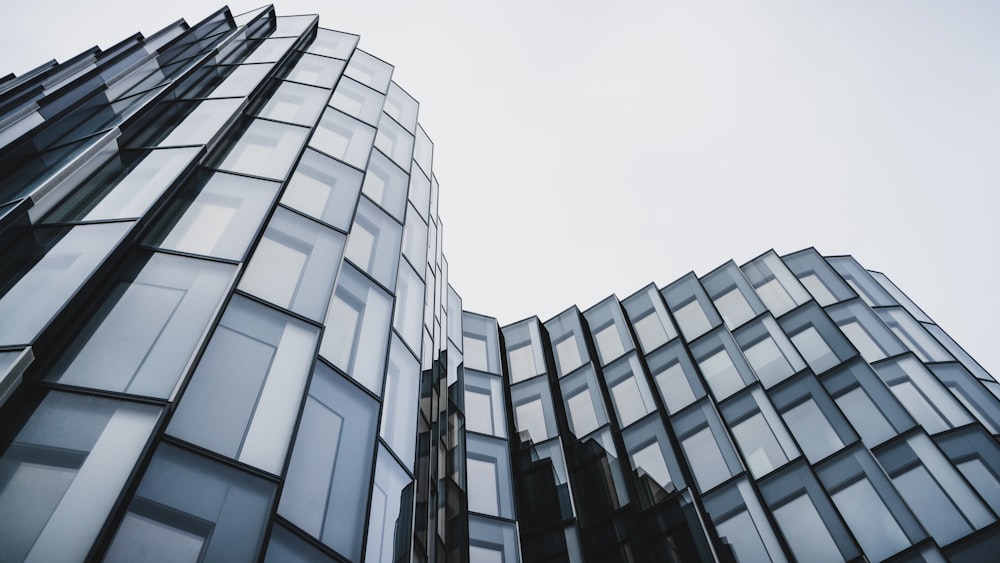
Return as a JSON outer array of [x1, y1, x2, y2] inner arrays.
[[0, 6, 998, 563]]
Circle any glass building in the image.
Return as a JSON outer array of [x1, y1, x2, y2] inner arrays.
[[0, 5, 998, 562]]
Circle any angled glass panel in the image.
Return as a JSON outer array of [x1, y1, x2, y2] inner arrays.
[[878, 433, 994, 545], [931, 363, 1000, 434], [828, 256, 896, 307], [145, 170, 281, 260], [875, 355, 973, 434], [467, 435, 515, 519], [827, 300, 905, 363], [0, 392, 160, 563], [265, 524, 335, 563], [280, 148, 362, 230], [623, 417, 686, 506], [280, 362, 377, 561], [413, 126, 433, 177], [310, 108, 375, 169], [407, 167, 431, 221], [673, 400, 743, 493], [240, 37, 297, 64], [258, 81, 329, 126], [374, 113, 414, 170], [239, 207, 345, 321], [821, 359, 914, 447], [215, 119, 309, 179], [603, 354, 657, 427], [465, 370, 507, 439], [584, 298, 634, 365], [46, 252, 234, 398], [321, 264, 393, 394], [362, 149, 408, 221], [648, 340, 705, 414], [877, 307, 951, 363], [156, 98, 243, 148], [344, 50, 392, 92], [722, 388, 798, 478], [393, 261, 424, 350], [662, 275, 721, 342], [782, 248, 854, 306], [270, 15, 317, 37], [306, 29, 358, 60], [511, 376, 557, 445], [559, 365, 607, 437], [734, 315, 805, 387], [380, 337, 420, 467], [623, 285, 678, 354], [0, 221, 132, 345], [742, 251, 810, 316], [330, 76, 385, 126], [469, 517, 520, 563], [168, 296, 319, 474], [937, 428, 1000, 516], [384, 82, 418, 133], [284, 53, 344, 89], [104, 443, 274, 563], [344, 197, 402, 290], [400, 204, 428, 272], [463, 313, 500, 374], [46, 147, 199, 222], [702, 262, 766, 330], [703, 478, 788, 563], [364, 446, 414, 563], [869, 271, 933, 323]]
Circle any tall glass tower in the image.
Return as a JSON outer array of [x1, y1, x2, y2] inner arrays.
[[0, 5, 998, 563]]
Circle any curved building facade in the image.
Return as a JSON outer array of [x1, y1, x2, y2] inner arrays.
[[0, 5, 998, 563]]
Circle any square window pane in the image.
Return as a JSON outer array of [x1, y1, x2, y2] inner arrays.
[[280, 148, 362, 230], [217, 119, 309, 180], [311, 108, 375, 169]]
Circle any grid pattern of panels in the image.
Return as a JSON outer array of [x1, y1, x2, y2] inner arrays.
[[485, 248, 1000, 562], [0, 7, 459, 563]]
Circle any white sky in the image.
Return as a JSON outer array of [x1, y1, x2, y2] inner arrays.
[[2, 1, 998, 375]]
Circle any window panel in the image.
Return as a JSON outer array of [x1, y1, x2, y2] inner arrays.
[[280, 362, 378, 561], [468, 457, 500, 516], [829, 477, 910, 561], [240, 207, 345, 321], [168, 296, 318, 473], [310, 108, 375, 169], [875, 356, 973, 434], [46, 252, 234, 398], [216, 119, 309, 179], [105, 443, 274, 563], [306, 29, 358, 60], [742, 252, 810, 315], [790, 326, 839, 374], [146, 171, 281, 260], [157, 98, 243, 147], [46, 147, 199, 222], [384, 82, 418, 132], [834, 386, 896, 446], [771, 494, 842, 562], [554, 334, 584, 376], [0, 392, 160, 563], [344, 197, 402, 290], [508, 343, 538, 383], [374, 114, 414, 169], [265, 524, 335, 563], [465, 370, 507, 439], [594, 323, 626, 364], [379, 336, 421, 467], [344, 50, 393, 92], [604, 355, 657, 427], [714, 287, 756, 330], [330, 76, 385, 126], [321, 264, 393, 394], [673, 299, 712, 341], [878, 308, 951, 363], [285, 53, 344, 89], [362, 150, 408, 221], [363, 447, 414, 563], [280, 148, 362, 230], [258, 81, 329, 126], [0, 221, 132, 345], [514, 399, 548, 444], [393, 262, 424, 350], [704, 479, 788, 563], [782, 398, 843, 462]]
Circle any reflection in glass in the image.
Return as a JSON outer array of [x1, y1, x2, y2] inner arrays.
[[330, 76, 385, 126], [344, 197, 402, 290], [364, 447, 414, 563], [831, 478, 910, 562], [47, 252, 234, 397], [239, 207, 345, 321], [310, 108, 375, 169], [280, 148, 362, 230], [0, 392, 160, 563], [258, 81, 329, 126], [280, 362, 377, 561], [146, 171, 280, 260], [168, 296, 319, 474], [216, 119, 309, 179]]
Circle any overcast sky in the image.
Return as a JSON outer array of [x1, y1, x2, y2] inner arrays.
[[3, 1, 998, 375]]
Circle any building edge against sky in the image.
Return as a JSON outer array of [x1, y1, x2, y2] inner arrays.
[[0, 4, 999, 563]]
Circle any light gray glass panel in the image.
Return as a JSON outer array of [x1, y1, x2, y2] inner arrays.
[[782, 249, 855, 306], [258, 81, 329, 126], [603, 354, 657, 427], [0, 392, 160, 563], [207, 63, 272, 98], [146, 171, 281, 260], [875, 356, 973, 434], [104, 443, 274, 563], [344, 196, 402, 290], [306, 29, 358, 60], [310, 108, 375, 169], [467, 434, 515, 519], [648, 342, 704, 414], [0, 222, 132, 345], [559, 365, 607, 438], [384, 82, 418, 133], [344, 50, 393, 92], [463, 313, 501, 374], [468, 516, 521, 563], [280, 362, 377, 561], [742, 251, 810, 315], [829, 477, 910, 562], [330, 76, 385, 126], [828, 256, 896, 307], [413, 126, 433, 177], [239, 207, 345, 321], [280, 148, 362, 230], [877, 307, 951, 363], [285, 53, 344, 89], [168, 296, 319, 474], [47, 252, 234, 398], [242, 37, 297, 64], [407, 168, 431, 221], [321, 264, 393, 394], [931, 363, 1000, 434], [623, 285, 678, 354], [158, 98, 243, 147], [362, 149, 408, 221], [217, 119, 309, 179], [374, 113, 414, 170], [703, 479, 788, 563], [380, 336, 420, 468], [393, 262, 424, 351]]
